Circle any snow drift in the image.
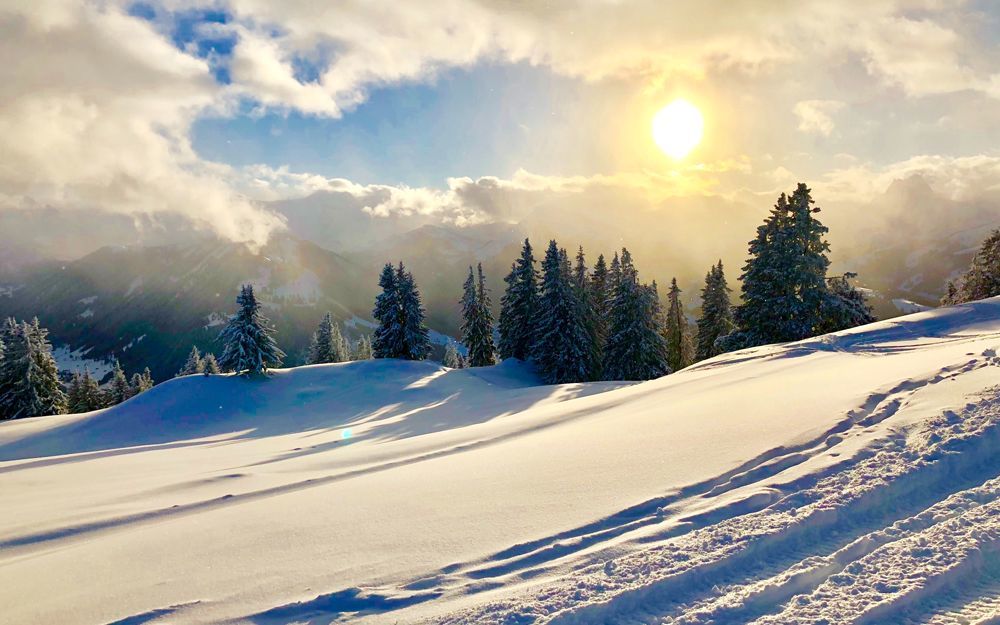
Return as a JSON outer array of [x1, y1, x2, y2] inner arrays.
[[2, 300, 1000, 624]]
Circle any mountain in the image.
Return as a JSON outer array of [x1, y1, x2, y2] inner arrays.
[[2, 299, 1000, 623], [0, 235, 373, 381]]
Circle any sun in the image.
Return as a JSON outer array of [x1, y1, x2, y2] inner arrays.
[[652, 99, 704, 160]]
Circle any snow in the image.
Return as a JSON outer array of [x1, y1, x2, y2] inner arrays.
[[273, 270, 321, 303], [204, 311, 227, 328], [78, 308, 94, 318], [50, 345, 114, 380], [125, 276, 143, 297], [78, 295, 98, 305], [893, 297, 934, 314], [3, 299, 1000, 624]]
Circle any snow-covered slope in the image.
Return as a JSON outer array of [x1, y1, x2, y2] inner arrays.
[[3, 301, 1000, 625]]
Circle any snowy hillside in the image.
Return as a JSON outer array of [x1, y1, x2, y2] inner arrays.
[[3, 300, 1000, 624]]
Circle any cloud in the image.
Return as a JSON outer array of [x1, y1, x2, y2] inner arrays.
[[0, 1, 285, 247], [794, 100, 845, 136]]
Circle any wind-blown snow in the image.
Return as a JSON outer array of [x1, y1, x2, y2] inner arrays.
[[3, 300, 1000, 625]]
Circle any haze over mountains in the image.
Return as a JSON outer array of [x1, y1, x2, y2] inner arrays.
[[0, 173, 995, 379]]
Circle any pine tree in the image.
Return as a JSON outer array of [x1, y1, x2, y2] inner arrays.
[[69, 367, 101, 413], [218, 284, 285, 376], [819, 272, 876, 333], [0, 319, 67, 419], [695, 261, 734, 360], [333, 324, 351, 363], [603, 249, 670, 381], [443, 342, 462, 368], [664, 278, 694, 371], [533, 241, 591, 384], [106, 360, 130, 406], [309, 313, 339, 364], [353, 335, 373, 360], [722, 184, 834, 351], [590, 253, 610, 359], [128, 373, 145, 398], [202, 353, 220, 374], [177, 346, 204, 377], [396, 263, 431, 360], [460, 264, 497, 367], [372, 263, 404, 358], [67, 372, 83, 412], [941, 228, 1000, 304], [572, 246, 601, 380], [498, 239, 540, 361]]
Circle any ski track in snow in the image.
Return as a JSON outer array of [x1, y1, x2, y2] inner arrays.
[[440, 362, 1000, 625]]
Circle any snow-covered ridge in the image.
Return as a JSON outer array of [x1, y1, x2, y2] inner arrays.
[[3, 299, 1000, 624]]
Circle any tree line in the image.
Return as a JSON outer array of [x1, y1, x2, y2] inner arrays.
[[0, 317, 155, 420]]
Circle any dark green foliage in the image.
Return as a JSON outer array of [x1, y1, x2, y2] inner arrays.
[[695, 261, 734, 360], [664, 278, 695, 372], [942, 228, 1000, 304], [533, 242, 591, 384], [498, 239, 540, 361], [218, 284, 285, 375]]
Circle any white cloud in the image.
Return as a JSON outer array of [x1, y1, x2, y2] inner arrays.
[[0, 1, 285, 247], [794, 100, 845, 136]]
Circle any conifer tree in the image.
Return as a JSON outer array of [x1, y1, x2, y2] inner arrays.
[[177, 346, 204, 377], [664, 278, 695, 371], [69, 367, 101, 413], [695, 261, 734, 360], [443, 342, 462, 368], [67, 372, 83, 411], [603, 249, 670, 381], [572, 246, 601, 380], [498, 239, 540, 361], [202, 353, 220, 374], [533, 241, 590, 384], [722, 184, 835, 350], [0, 319, 67, 418], [353, 335, 373, 360], [460, 264, 497, 367], [106, 360, 130, 406], [128, 373, 145, 398], [590, 253, 610, 353], [396, 263, 431, 360], [372, 263, 403, 358], [942, 228, 1000, 304], [308, 313, 339, 364], [819, 272, 876, 333], [218, 284, 285, 376]]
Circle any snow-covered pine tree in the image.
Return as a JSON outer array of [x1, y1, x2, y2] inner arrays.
[[67, 372, 83, 412], [532, 241, 590, 384], [664, 277, 695, 372], [353, 335, 373, 360], [590, 253, 610, 357], [603, 249, 670, 381], [333, 324, 351, 363], [140, 367, 154, 391], [786, 183, 831, 338], [941, 228, 1000, 304], [819, 272, 876, 333], [695, 261, 734, 360], [460, 264, 497, 367], [308, 313, 338, 364], [443, 342, 462, 368], [106, 360, 130, 406], [128, 373, 145, 398], [573, 246, 601, 380], [71, 367, 101, 412], [372, 263, 404, 358], [218, 284, 285, 376], [396, 263, 431, 360], [498, 239, 539, 361], [177, 346, 204, 377], [202, 353, 220, 374], [0, 319, 67, 419]]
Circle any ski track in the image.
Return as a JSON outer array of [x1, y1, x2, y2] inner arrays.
[[435, 354, 1000, 625]]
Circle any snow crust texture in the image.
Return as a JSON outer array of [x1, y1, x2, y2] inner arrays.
[[2, 300, 1000, 625]]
